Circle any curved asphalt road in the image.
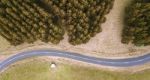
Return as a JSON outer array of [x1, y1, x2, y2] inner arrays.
[[0, 50, 150, 72]]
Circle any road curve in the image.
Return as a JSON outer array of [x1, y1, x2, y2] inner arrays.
[[0, 50, 150, 72]]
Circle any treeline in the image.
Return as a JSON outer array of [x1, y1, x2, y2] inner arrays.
[[122, 0, 150, 46], [0, 0, 114, 46], [44, 0, 114, 45]]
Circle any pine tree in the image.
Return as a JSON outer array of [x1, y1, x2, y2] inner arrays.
[[122, 0, 150, 46]]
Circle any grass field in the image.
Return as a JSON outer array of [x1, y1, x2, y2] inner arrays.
[[0, 60, 150, 80]]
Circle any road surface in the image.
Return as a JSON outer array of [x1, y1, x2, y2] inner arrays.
[[0, 50, 150, 72]]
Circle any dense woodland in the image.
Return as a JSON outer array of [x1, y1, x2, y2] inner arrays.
[[122, 0, 150, 46], [0, 0, 114, 46]]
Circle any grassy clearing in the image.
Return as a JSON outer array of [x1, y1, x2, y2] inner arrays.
[[0, 60, 150, 80]]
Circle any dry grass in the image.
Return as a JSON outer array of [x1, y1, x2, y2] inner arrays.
[[0, 59, 150, 80]]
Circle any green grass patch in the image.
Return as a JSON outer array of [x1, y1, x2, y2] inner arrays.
[[0, 60, 150, 80]]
